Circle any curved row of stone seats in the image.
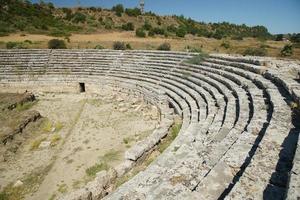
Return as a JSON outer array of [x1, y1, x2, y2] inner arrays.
[[0, 50, 299, 200], [95, 52, 290, 198], [197, 55, 298, 199], [96, 57, 268, 198]]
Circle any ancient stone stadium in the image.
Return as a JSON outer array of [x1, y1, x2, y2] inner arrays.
[[0, 49, 299, 200]]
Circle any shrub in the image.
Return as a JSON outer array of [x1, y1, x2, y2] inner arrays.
[[152, 27, 165, 35], [112, 4, 124, 17], [290, 33, 300, 43], [185, 52, 209, 65], [6, 42, 27, 49], [94, 45, 104, 49], [176, 27, 187, 38], [72, 12, 86, 23], [275, 34, 283, 41], [125, 8, 141, 17], [113, 41, 126, 50], [157, 43, 171, 51], [167, 25, 177, 33], [121, 22, 134, 31], [185, 46, 203, 53], [24, 40, 32, 44], [220, 41, 230, 49], [135, 28, 146, 37], [48, 39, 67, 49], [212, 29, 226, 40], [126, 43, 132, 50], [148, 30, 155, 37], [243, 47, 267, 56], [280, 44, 293, 57], [143, 21, 152, 31]]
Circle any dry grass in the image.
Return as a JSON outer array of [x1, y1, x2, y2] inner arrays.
[[1, 32, 299, 59]]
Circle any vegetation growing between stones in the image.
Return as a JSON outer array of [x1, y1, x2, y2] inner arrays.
[[185, 51, 209, 65]]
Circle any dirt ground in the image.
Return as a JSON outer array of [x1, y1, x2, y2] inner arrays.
[[0, 90, 159, 200], [0, 31, 299, 60]]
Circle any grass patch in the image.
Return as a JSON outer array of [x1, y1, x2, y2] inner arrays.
[[41, 119, 53, 132], [72, 180, 83, 189], [50, 134, 61, 146], [0, 165, 52, 200], [158, 121, 181, 153], [30, 137, 46, 150], [87, 99, 103, 107], [54, 122, 63, 132], [185, 52, 209, 65], [85, 162, 109, 177], [100, 150, 121, 163], [15, 101, 35, 112], [57, 183, 68, 194], [48, 194, 56, 200]]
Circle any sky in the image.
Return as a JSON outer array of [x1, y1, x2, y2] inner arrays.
[[32, 0, 300, 34]]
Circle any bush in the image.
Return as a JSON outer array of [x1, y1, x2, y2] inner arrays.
[[126, 43, 132, 50], [152, 27, 165, 35], [167, 25, 177, 33], [112, 4, 124, 17], [275, 34, 283, 41], [243, 47, 267, 56], [281, 44, 293, 57], [135, 28, 146, 37], [148, 30, 155, 37], [121, 22, 134, 31], [220, 41, 230, 49], [157, 43, 171, 51], [72, 12, 86, 23], [48, 39, 67, 49], [94, 45, 104, 49], [185, 46, 203, 53], [113, 41, 126, 50], [143, 21, 152, 31], [176, 27, 187, 38], [125, 8, 141, 17], [6, 42, 27, 49]]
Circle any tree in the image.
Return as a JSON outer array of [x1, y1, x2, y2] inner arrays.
[[112, 4, 124, 17], [125, 8, 141, 17], [275, 34, 283, 41]]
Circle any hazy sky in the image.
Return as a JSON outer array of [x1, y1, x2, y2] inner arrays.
[[32, 0, 300, 34]]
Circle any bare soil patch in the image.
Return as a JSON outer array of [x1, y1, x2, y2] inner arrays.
[[0, 90, 159, 200]]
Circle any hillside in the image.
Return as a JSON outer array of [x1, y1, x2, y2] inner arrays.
[[0, 0, 272, 39]]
